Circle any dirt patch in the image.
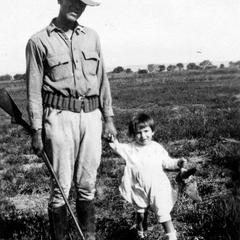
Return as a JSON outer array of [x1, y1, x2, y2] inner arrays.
[[22, 163, 44, 171], [8, 194, 48, 214], [22, 154, 39, 163]]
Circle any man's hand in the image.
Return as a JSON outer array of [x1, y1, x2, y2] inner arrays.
[[32, 129, 44, 156], [103, 116, 117, 140], [105, 134, 115, 143]]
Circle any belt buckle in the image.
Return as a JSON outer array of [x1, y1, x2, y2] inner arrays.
[[78, 95, 85, 101], [74, 95, 85, 112]]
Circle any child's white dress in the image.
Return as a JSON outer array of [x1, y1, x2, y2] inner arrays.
[[110, 140, 179, 222]]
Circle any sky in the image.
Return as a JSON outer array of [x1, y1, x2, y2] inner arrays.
[[0, 0, 240, 75]]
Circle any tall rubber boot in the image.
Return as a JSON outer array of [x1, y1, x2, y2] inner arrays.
[[48, 204, 67, 240], [76, 200, 96, 240]]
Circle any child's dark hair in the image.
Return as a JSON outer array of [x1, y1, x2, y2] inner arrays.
[[128, 113, 155, 137]]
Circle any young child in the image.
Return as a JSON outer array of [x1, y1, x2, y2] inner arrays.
[[108, 113, 186, 240]]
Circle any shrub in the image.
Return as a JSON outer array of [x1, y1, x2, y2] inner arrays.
[[113, 66, 124, 73]]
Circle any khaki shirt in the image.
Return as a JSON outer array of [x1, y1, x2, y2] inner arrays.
[[26, 19, 113, 130]]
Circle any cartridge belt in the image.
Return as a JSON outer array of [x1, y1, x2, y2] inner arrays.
[[43, 92, 99, 113]]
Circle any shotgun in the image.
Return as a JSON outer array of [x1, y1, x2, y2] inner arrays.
[[0, 88, 85, 240]]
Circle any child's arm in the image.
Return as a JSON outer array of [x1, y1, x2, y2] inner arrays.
[[177, 158, 187, 169], [106, 134, 131, 162], [163, 157, 187, 171], [161, 146, 187, 170], [106, 134, 119, 151]]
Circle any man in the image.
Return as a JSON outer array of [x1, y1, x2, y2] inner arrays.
[[25, 0, 116, 239]]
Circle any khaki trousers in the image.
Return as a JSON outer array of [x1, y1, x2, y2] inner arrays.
[[43, 107, 102, 207]]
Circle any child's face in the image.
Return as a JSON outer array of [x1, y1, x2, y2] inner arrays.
[[135, 125, 154, 146]]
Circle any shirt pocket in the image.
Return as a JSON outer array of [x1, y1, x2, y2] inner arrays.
[[46, 54, 72, 81], [82, 51, 99, 76]]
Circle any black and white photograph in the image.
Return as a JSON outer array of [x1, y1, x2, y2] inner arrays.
[[0, 1, 239, 239]]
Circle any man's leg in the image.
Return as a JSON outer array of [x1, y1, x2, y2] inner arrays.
[[48, 204, 67, 240], [76, 199, 96, 240], [74, 109, 102, 240], [44, 108, 78, 240]]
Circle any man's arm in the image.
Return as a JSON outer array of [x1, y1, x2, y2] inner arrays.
[[96, 34, 117, 138], [25, 38, 44, 155], [103, 116, 117, 139]]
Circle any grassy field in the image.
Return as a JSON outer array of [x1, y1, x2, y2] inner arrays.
[[0, 69, 240, 240]]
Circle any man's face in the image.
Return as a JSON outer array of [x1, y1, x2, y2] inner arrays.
[[58, 0, 86, 22]]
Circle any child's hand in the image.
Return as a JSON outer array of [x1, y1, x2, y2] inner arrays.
[[106, 133, 115, 143], [177, 157, 187, 169]]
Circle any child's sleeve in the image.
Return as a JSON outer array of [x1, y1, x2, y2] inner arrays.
[[160, 145, 180, 170], [109, 140, 131, 162], [109, 139, 120, 151]]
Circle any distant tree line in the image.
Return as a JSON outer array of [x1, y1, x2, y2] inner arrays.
[[110, 60, 238, 75], [112, 66, 133, 74], [1, 60, 240, 81], [148, 60, 220, 73], [0, 73, 26, 82]]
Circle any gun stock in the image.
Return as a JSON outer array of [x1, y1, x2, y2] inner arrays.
[[0, 88, 33, 133], [0, 88, 22, 120]]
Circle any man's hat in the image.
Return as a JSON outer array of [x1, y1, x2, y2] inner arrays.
[[80, 0, 100, 6]]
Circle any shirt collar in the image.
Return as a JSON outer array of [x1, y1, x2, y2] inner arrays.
[[47, 18, 86, 36]]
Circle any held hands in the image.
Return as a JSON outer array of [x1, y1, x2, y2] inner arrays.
[[32, 129, 44, 156], [103, 116, 117, 141], [106, 134, 115, 143]]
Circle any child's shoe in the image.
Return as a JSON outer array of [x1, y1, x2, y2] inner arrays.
[[130, 225, 145, 240], [136, 230, 145, 240], [165, 230, 177, 240]]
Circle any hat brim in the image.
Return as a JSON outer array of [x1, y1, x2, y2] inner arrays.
[[80, 0, 100, 6]]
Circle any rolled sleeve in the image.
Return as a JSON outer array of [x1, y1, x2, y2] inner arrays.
[[96, 35, 114, 118], [25, 39, 44, 130]]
